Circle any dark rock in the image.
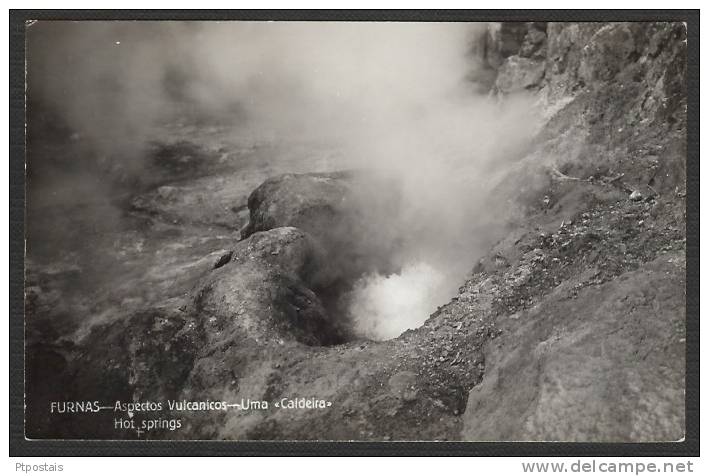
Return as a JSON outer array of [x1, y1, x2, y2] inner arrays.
[[241, 171, 404, 287], [242, 172, 353, 240], [462, 254, 685, 441], [213, 250, 233, 269], [194, 226, 334, 346], [519, 27, 548, 59], [485, 23, 530, 69], [578, 23, 637, 83]]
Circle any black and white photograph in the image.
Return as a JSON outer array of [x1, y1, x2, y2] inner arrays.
[[12, 11, 696, 452]]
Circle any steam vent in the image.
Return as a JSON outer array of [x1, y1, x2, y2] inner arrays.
[[25, 21, 687, 441]]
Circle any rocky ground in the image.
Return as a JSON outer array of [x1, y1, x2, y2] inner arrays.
[[25, 21, 687, 441]]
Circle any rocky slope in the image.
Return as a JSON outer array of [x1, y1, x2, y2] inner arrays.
[[25, 21, 686, 441]]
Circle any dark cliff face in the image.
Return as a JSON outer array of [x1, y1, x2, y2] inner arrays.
[[459, 21, 687, 441], [25, 22, 687, 441]]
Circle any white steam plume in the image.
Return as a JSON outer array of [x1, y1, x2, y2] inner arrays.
[[27, 21, 541, 340]]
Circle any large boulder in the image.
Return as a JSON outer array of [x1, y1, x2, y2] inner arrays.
[[242, 171, 404, 287], [29, 226, 337, 439], [463, 253, 685, 441], [241, 172, 354, 240], [193, 226, 334, 347]]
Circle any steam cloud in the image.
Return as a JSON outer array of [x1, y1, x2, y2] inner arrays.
[[347, 262, 449, 340], [27, 21, 541, 340]]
